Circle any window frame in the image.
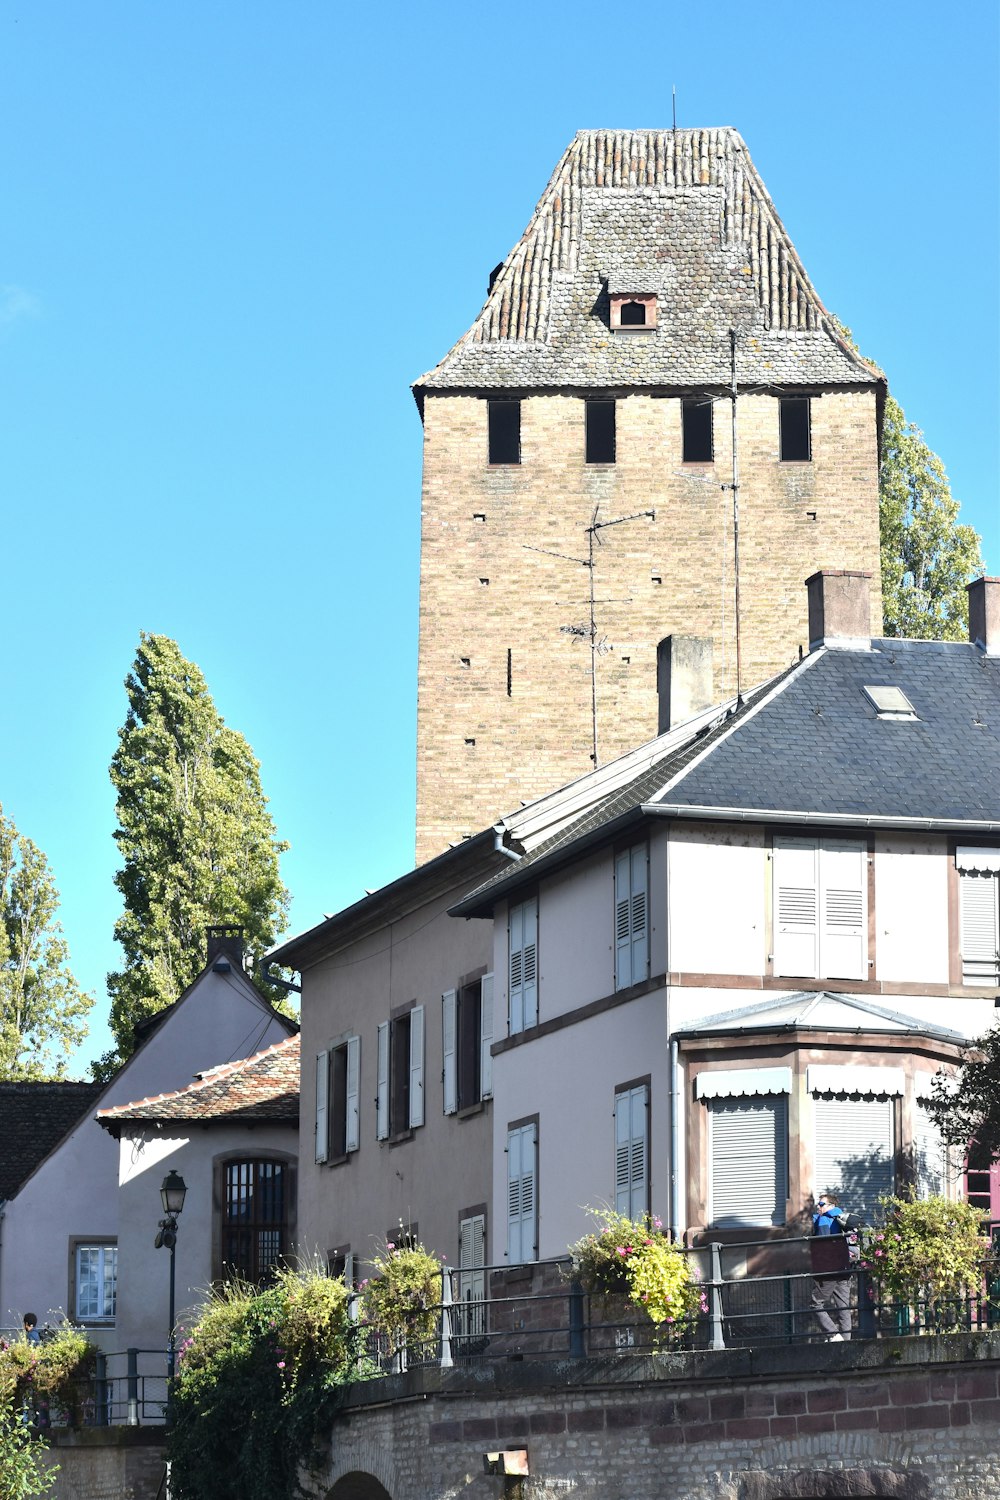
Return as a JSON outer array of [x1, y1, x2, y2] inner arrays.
[[376, 1003, 425, 1140], [681, 398, 714, 463], [443, 973, 494, 1114], [216, 1154, 296, 1286], [779, 396, 812, 461], [70, 1239, 118, 1325], [315, 1034, 361, 1164], [585, 399, 616, 465], [487, 399, 521, 466]]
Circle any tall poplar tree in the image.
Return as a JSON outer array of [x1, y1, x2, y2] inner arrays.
[[0, 805, 93, 1078], [104, 634, 290, 1070]]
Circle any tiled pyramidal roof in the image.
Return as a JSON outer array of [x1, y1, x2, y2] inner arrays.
[[416, 128, 876, 392], [97, 1035, 299, 1134]]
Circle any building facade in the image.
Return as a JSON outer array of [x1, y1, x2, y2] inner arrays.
[[413, 128, 884, 861]]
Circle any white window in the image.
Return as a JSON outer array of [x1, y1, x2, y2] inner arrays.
[[773, 837, 867, 981], [812, 1093, 895, 1224], [457, 1213, 487, 1343], [506, 1123, 537, 1263], [443, 974, 494, 1113], [76, 1243, 117, 1321], [316, 1037, 361, 1162], [375, 1007, 424, 1140], [614, 1083, 649, 1219], [708, 1097, 788, 1228], [957, 850, 1000, 984], [508, 900, 538, 1034], [615, 845, 649, 990]]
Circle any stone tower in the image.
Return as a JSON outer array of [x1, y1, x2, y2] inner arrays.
[[413, 128, 883, 863]]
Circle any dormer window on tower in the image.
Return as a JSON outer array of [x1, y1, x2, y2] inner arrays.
[[609, 293, 657, 333]]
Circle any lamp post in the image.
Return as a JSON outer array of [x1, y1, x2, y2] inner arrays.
[[155, 1169, 187, 1421]]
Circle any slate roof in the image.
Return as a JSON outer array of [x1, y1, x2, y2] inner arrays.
[[673, 991, 966, 1042], [416, 128, 877, 393], [96, 1036, 300, 1136], [454, 638, 1000, 916], [0, 1082, 104, 1201]]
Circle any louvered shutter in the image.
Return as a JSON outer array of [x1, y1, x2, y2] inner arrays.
[[630, 846, 649, 983], [615, 851, 633, 989], [960, 872, 1000, 983], [915, 1102, 946, 1199], [376, 1022, 389, 1140], [507, 1124, 537, 1263], [709, 1097, 788, 1227], [773, 838, 820, 978], [345, 1036, 360, 1153], [813, 1095, 894, 1223], [442, 990, 458, 1114], [315, 1050, 329, 1164], [820, 841, 867, 980], [409, 1005, 425, 1128], [509, 901, 538, 1032], [615, 1084, 649, 1219], [459, 1214, 486, 1299], [480, 973, 494, 1099]]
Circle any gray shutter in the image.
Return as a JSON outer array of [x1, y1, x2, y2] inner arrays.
[[773, 838, 819, 978], [315, 1050, 329, 1164], [507, 1123, 537, 1263], [442, 990, 458, 1115], [709, 1097, 788, 1227], [813, 1095, 894, 1223], [510, 901, 537, 1032], [376, 1022, 389, 1140], [480, 973, 494, 1100], [820, 840, 867, 980], [615, 1084, 649, 1219], [409, 1004, 425, 1128], [615, 851, 633, 990], [509, 903, 524, 1034], [960, 872, 1000, 983], [345, 1036, 360, 1153], [630, 845, 649, 984]]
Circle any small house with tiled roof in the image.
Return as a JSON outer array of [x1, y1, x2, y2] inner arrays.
[[98, 1035, 299, 1358], [0, 929, 294, 1350], [413, 127, 886, 862]]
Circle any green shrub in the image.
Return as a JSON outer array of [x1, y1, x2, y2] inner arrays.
[[0, 1323, 97, 1427], [861, 1195, 993, 1329], [0, 1397, 58, 1498], [570, 1209, 705, 1335], [360, 1238, 442, 1355], [169, 1266, 355, 1500]]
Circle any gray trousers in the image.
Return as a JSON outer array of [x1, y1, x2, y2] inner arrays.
[[812, 1276, 852, 1336]]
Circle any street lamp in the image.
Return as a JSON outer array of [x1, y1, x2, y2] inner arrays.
[[154, 1170, 187, 1420]]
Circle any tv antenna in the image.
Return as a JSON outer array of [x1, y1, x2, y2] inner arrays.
[[525, 506, 655, 766]]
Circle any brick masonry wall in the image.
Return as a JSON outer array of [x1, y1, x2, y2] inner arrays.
[[416, 389, 881, 862], [311, 1339, 1000, 1500], [40, 1428, 166, 1500]]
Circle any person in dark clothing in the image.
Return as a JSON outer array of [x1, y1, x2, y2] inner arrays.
[[810, 1191, 855, 1340]]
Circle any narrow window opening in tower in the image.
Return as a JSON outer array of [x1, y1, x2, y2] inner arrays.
[[682, 399, 714, 463], [586, 399, 616, 464], [488, 400, 521, 465], [780, 397, 812, 461]]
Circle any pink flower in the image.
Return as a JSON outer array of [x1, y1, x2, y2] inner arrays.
[[387, 1241, 396, 1251], [653, 1218, 663, 1230], [277, 1361, 285, 1370]]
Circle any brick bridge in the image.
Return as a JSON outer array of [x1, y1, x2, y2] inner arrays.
[[309, 1332, 1000, 1500]]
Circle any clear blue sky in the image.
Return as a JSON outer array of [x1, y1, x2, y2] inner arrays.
[[1, 2, 997, 1076]]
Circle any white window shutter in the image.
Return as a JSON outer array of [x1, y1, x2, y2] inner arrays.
[[442, 990, 458, 1114], [408, 1004, 425, 1128], [960, 872, 1000, 983], [315, 1050, 329, 1164], [345, 1035, 360, 1153], [630, 846, 649, 984], [522, 902, 538, 1028], [376, 1022, 389, 1140], [509, 903, 524, 1035], [615, 851, 633, 990], [820, 841, 867, 980], [709, 1097, 788, 1227], [813, 1094, 894, 1224], [480, 973, 494, 1099], [773, 838, 819, 978]]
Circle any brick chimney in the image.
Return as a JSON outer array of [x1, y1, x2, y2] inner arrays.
[[805, 570, 872, 651], [206, 925, 245, 971], [968, 577, 1000, 655], [656, 635, 714, 733]]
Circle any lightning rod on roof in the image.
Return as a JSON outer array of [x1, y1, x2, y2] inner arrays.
[[672, 86, 677, 132]]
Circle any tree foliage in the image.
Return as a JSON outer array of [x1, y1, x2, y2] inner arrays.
[[879, 394, 984, 639], [104, 634, 290, 1070], [927, 1030, 1000, 1159], [0, 807, 93, 1079]]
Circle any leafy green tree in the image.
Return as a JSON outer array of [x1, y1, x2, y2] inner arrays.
[[927, 1028, 1000, 1159], [104, 634, 290, 1072], [0, 806, 93, 1079], [879, 393, 984, 639]]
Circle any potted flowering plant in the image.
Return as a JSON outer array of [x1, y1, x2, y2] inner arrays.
[[570, 1209, 704, 1337], [361, 1236, 442, 1356], [860, 1195, 993, 1333]]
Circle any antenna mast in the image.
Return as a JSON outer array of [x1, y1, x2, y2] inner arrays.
[[727, 328, 744, 706]]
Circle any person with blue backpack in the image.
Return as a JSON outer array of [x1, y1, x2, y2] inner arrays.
[[810, 1190, 861, 1341]]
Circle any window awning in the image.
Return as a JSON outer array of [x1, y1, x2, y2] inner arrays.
[[807, 1065, 904, 1097], [956, 847, 1000, 873], [696, 1067, 791, 1099]]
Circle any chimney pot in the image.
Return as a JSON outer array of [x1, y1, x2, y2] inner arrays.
[[206, 925, 245, 969], [805, 570, 872, 651], [968, 577, 1000, 655], [657, 636, 714, 733]]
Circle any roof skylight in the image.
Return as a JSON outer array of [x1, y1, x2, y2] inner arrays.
[[863, 685, 918, 720]]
